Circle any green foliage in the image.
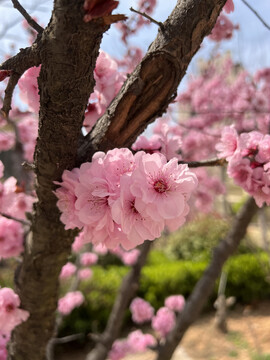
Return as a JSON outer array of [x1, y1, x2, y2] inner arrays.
[[139, 261, 207, 309], [60, 265, 128, 336], [158, 215, 230, 261], [60, 252, 270, 336], [224, 253, 270, 303], [252, 354, 270, 360], [146, 249, 173, 265], [156, 215, 255, 262]]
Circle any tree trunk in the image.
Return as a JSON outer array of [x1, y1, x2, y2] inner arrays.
[[9, 1, 108, 359]]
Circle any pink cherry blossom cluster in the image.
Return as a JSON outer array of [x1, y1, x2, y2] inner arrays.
[[223, 0, 234, 14], [0, 287, 29, 337], [108, 330, 156, 360], [0, 162, 35, 218], [133, 118, 182, 161], [84, 51, 125, 132], [57, 291, 85, 315], [0, 217, 24, 259], [80, 252, 98, 266], [164, 294, 185, 312], [130, 297, 154, 324], [18, 66, 40, 114], [0, 333, 9, 360], [151, 306, 176, 338], [130, 295, 185, 336], [178, 57, 270, 160], [216, 126, 270, 207], [55, 148, 197, 250], [17, 115, 38, 162], [110, 246, 140, 266], [209, 12, 238, 42], [16, 52, 125, 141], [0, 131, 15, 153], [192, 168, 226, 213], [224, 0, 234, 14], [59, 262, 77, 280], [109, 294, 185, 359], [0, 161, 35, 259]]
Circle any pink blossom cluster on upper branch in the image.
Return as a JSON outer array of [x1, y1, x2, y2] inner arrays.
[[217, 126, 270, 207]]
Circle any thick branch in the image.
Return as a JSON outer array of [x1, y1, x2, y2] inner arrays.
[[86, 241, 152, 360], [156, 197, 258, 360], [0, 42, 41, 73], [77, 0, 227, 164]]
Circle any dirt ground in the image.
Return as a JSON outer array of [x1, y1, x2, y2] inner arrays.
[[57, 301, 270, 360]]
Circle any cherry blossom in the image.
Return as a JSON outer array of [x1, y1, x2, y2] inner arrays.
[[57, 291, 84, 315], [59, 262, 77, 280], [165, 295, 185, 312], [209, 13, 238, 42], [224, 0, 234, 14], [130, 297, 154, 324], [130, 152, 197, 223], [18, 66, 40, 113], [108, 339, 129, 360], [151, 307, 176, 338], [80, 252, 98, 266], [120, 249, 140, 266], [78, 268, 93, 280], [0, 332, 9, 360], [0, 217, 24, 259], [127, 330, 156, 352], [217, 128, 270, 207], [0, 288, 29, 335]]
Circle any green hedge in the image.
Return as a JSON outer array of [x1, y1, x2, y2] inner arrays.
[[60, 252, 270, 336]]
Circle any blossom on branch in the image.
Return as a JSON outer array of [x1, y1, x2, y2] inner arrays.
[[55, 149, 197, 250], [0, 288, 29, 335], [57, 291, 84, 315], [130, 297, 154, 324], [217, 127, 270, 207]]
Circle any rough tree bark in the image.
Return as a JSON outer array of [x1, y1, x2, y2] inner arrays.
[[77, 0, 228, 162], [0, 0, 229, 359], [156, 197, 258, 360]]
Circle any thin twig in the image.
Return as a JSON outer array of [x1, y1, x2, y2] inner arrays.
[[50, 333, 84, 345], [240, 0, 270, 31], [11, 0, 44, 33], [86, 241, 152, 360], [1, 72, 22, 117], [0, 212, 31, 226], [179, 158, 227, 168], [130, 7, 164, 30], [47, 254, 82, 360]]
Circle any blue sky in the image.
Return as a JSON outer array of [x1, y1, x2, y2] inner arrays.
[[0, 0, 269, 78]]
